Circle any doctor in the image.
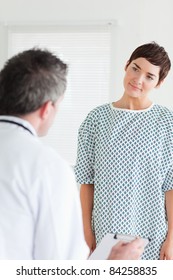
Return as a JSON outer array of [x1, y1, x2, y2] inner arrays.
[[0, 48, 144, 259]]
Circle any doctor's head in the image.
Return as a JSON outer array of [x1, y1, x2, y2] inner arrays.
[[0, 48, 68, 135]]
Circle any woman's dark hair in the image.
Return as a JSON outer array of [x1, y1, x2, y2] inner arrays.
[[126, 42, 171, 84]]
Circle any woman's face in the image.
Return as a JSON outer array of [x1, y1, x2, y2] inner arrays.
[[123, 57, 161, 99]]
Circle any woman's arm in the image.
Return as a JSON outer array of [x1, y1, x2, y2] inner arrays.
[[80, 184, 96, 254], [166, 190, 173, 239], [160, 189, 173, 259]]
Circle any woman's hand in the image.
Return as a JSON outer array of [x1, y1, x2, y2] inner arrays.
[[84, 229, 96, 255], [160, 238, 173, 260]]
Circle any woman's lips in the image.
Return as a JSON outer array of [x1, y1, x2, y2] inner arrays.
[[129, 83, 141, 91]]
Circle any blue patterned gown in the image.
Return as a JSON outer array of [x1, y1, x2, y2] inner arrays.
[[75, 103, 173, 260]]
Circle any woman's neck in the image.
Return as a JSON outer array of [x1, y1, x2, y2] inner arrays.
[[113, 96, 153, 110]]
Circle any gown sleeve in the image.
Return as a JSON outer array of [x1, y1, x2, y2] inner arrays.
[[74, 109, 99, 184], [162, 165, 173, 192]]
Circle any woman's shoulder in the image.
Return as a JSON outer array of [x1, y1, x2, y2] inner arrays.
[[154, 104, 173, 119], [79, 103, 111, 132], [85, 103, 111, 120], [153, 104, 173, 131]]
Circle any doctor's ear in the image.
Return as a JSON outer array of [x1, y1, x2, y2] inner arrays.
[[39, 101, 52, 120]]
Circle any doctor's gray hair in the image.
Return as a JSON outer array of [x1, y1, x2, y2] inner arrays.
[[0, 48, 68, 115]]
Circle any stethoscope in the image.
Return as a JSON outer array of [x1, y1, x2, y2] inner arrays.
[[0, 119, 34, 135]]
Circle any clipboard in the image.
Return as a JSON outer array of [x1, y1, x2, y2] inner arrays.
[[88, 233, 149, 260]]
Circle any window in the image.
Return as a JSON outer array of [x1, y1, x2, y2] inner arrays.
[[7, 23, 114, 165]]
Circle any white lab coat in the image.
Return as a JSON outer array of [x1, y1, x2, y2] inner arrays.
[[0, 116, 89, 259]]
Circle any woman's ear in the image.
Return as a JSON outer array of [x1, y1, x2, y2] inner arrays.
[[155, 79, 164, 89], [125, 61, 130, 71]]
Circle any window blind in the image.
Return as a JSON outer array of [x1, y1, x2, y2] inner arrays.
[[7, 24, 112, 165]]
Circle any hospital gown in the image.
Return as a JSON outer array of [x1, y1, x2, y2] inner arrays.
[[75, 103, 173, 260]]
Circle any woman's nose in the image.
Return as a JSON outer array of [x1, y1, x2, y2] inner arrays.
[[133, 75, 143, 85]]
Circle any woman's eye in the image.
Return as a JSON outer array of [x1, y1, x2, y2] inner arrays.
[[147, 76, 154, 80], [132, 67, 138, 72]]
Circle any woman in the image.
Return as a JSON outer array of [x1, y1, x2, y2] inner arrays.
[[75, 42, 173, 260]]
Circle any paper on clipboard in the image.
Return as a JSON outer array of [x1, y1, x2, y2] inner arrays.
[[88, 233, 149, 260]]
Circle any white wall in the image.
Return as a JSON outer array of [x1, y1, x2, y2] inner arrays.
[[0, 0, 173, 107]]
